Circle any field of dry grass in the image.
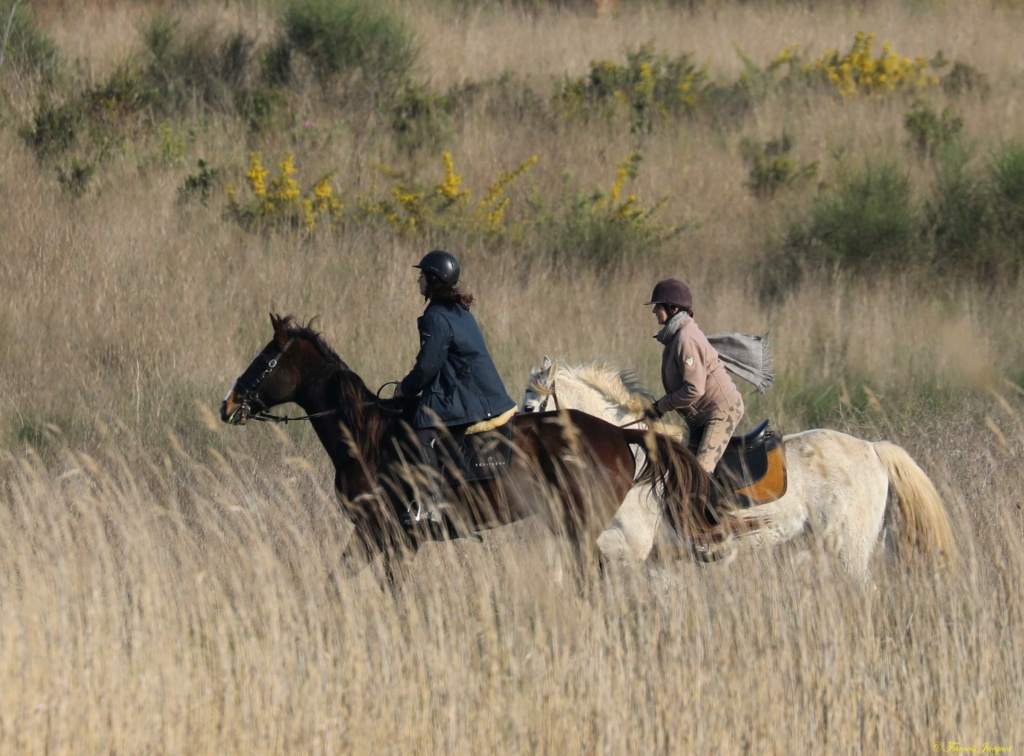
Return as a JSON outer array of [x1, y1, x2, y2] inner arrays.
[[1, 0, 1023, 750]]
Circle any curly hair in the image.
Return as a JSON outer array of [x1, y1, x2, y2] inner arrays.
[[425, 277, 475, 310]]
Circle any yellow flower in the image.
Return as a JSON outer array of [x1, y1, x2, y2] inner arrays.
[[437, 152, 468, 202], [247, 154, 268, 200], [270, 154, 301, 203]]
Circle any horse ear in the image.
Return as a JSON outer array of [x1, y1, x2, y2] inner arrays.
[[270, 313, 288, 344], [542, 355, 552, 370]]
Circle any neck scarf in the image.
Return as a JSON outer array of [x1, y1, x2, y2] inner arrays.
[[654, 314, 775, 394], [654, 311, 688, 344]]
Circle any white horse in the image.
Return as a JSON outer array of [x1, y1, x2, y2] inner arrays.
[[522, 357, 957, 580]]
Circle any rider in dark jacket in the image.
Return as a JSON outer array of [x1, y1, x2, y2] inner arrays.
[[398, 254, 515, 430], [395, 250, 516, 523]]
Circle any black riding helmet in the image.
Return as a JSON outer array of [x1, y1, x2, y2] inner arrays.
[[414, 250, 460, 286]]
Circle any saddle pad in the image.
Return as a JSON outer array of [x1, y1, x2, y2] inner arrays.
[[715, 427, 788, 507], [450, 418, 516, 483], [465, 406, 517, 436], [731, 442, 787, 506]]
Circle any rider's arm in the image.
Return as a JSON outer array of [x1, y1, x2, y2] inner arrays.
[[656, 333, 707, 415], [399, 309, 453, 397]]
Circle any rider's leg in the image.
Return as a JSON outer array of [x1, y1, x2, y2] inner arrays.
[[694, 397, 745, 474]]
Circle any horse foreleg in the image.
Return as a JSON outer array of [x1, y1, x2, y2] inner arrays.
[[597, 484, 663, 570], [336, 488, 418, 586]]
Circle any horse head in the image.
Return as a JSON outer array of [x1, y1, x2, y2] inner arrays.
[[221, 313, 343, 425], [522, 356, 556, 413]]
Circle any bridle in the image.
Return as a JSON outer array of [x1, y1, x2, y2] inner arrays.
[[229, 337, 337, 425], [526, 377, 559, 413]]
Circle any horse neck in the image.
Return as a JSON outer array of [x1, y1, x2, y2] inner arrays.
[[319, 367, 393, 478]]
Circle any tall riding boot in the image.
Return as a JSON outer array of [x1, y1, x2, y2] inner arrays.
[[401, 440, 447, 527]]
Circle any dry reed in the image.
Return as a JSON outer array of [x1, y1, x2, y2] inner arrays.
[[1, 0, 1023, 750]]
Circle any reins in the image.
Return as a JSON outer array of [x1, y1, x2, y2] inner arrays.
[[250, 408, 338, 424]]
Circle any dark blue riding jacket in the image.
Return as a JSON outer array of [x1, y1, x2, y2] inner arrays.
[[399, 301, 516, 430]]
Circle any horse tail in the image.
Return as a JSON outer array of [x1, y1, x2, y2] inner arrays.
[[873, 442, 957, 565], [621, 428, 720, 538]]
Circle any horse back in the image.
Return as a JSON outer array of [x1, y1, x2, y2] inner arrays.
[[510, 409, 637, 482]]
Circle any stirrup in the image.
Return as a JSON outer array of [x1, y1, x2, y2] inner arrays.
[[400, 500, 482, 543], [401, 499, 443, 527]]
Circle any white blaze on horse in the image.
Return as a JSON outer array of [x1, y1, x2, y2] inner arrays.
[[522, 357, 956, 580]]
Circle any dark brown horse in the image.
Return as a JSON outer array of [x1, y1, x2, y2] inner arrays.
[[220, 314, 708, 581]]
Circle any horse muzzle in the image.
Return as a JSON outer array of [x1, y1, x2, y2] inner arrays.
[[220, 392, 249, 426]]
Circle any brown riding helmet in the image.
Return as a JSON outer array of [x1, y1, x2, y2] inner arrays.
[[644, 278, 693, 310]]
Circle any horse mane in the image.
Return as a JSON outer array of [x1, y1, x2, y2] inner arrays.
[[539, 360, 654, 415], [281, 316, 395, 471], [280, 316, 348, 369]]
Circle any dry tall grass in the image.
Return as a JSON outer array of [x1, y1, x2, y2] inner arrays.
[[2, 0, 1023, 750]]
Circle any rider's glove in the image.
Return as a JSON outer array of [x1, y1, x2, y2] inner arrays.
[[643, 403, 664, 422]]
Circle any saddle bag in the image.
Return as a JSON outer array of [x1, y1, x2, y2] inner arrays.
[[714, 419, 788, 507]]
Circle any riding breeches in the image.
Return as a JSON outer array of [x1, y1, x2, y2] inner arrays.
[[690, 397, 745, 474]]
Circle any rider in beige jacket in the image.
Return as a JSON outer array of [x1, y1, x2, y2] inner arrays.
[[643, 278, 744, 474]]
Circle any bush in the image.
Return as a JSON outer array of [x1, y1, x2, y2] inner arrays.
[[809, 32, 943, 98], [942, 61, 990, 97], [904, 100, 964, 160], [0, 0, 62, 83], [226, 153, 344, 234], [356, 151, 537, 240], [799, 159, 920, 269], [280, 0, 418, 95], [142, 16, 261, 115], [20, 97, 80, 159], [988, 141, 1024, 257], [531, 152, 680, 273], [178, 159, 220, 206], [924, 143, 992, 274], [740, 131, 817, 199], [764, 159, 921, 296], [56, 157, 95, 197], [389, 82, 450, 155], [556, 44, 707, 135]]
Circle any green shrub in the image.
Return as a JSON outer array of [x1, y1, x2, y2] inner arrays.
[[904, 100, 964, 160], [142, 15, 261, 116], [799, 159, 919, 269], [0, 0, 62, 83], [740, 131, 817, 199], [988, 141, 1024, 257], [56, 157, 95, 197], [178, 159, 219, 206], [389, 82, 450, 155], [556, 43, 707, 135], [280, 0, 418, 94], [924, 143, 992, 274], [942, 61, 990, 97], [764, 158, 921, 297], [20, 97, 80, 159], [531, 152, 680, 273]]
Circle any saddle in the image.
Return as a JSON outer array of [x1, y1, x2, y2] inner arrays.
[[712, 419, 788, 507], [446, 408, 517, 483]]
